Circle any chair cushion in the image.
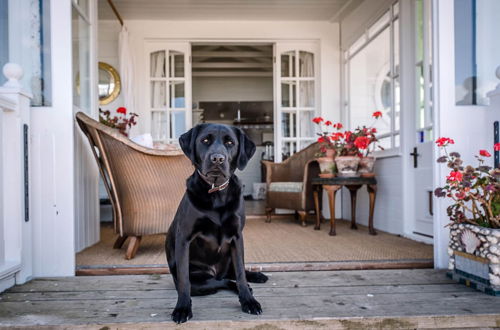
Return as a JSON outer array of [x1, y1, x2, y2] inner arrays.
[[269, 182, 303, 193]]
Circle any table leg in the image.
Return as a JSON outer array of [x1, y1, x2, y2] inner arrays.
[[367, 184, 378, 235], [346, 185, 361, 230], [313, 188, 321, 230], [324, 185, 340, 236]]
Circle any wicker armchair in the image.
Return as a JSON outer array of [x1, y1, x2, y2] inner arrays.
[[76, 112, 193, 259], [262, 143, 322, 226]]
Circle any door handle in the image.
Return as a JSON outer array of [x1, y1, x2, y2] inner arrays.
[[410, 147, 419, 168], [428, 190, 433, 216]]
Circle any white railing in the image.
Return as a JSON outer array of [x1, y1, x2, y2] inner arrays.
[[0, 63, 33, 292]]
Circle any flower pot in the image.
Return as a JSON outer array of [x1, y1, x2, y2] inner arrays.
[[325, 148, 336, 158], [335, 156, 360, 177], [319, 173, 335, 178], [447, 223, 500, 295], [316, 157, 335, 175], [358, 156, 376, 177]]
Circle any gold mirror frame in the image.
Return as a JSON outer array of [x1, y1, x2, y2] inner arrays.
[[98, 62, 121, 105]]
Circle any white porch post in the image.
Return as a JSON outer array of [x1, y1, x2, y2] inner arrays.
[[0, 63, 33, 292]]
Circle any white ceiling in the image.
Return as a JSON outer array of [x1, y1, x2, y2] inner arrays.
[[98, 0, 359, 22]]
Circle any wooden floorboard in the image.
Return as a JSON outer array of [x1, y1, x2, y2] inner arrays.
[[1, 269, 499, 329]]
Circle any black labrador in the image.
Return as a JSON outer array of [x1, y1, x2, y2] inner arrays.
[[166, 123, 268, 324]]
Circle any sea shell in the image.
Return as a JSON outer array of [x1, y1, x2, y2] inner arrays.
[[461, 230, 481, 254]]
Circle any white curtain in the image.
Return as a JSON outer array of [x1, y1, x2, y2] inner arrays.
[[150, 51, 165, 108], [118, 26, 136, 113], [299, 51, 314, 107]]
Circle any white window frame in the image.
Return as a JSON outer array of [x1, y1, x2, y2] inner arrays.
[[343, 1, 401, 157]]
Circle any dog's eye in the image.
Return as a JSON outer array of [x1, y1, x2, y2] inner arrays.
[[202, 137, 210, 144], [226, 140, 234, 146]]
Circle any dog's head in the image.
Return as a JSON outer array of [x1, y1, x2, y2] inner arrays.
[[179, 124, 256, 185]]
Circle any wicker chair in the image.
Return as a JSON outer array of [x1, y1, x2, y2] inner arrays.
[[76, 112, 193, 259], [262, 143, 322, 226]]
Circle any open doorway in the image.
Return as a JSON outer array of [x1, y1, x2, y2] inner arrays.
[[191, 43, 274, 215]]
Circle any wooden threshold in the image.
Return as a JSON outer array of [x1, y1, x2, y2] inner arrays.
[[76, 259, 434, 276]]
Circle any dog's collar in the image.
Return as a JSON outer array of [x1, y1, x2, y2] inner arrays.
[[197, 169, 230, 194]]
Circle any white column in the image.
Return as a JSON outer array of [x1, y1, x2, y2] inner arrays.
[[0, 63, 33, 291]]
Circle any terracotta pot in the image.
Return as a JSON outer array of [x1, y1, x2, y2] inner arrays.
[[335, 156, 360, 177], [319, 173, 335, 178], [325, 148, 336, 158], [316, 157, 335, 174], [358, 156, 376, 176]]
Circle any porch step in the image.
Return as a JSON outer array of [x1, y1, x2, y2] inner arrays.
[[1, 269, 499, 329]]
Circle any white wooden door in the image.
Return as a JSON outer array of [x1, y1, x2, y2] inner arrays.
[[274, 42, 319, 162], [146, 42, 192, 144]]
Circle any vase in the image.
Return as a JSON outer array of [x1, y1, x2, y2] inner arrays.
[[335, 156, 360, 177], [316, 157, 335, 175], [358, 156, 376, 177], [447, 223, 500, 295]]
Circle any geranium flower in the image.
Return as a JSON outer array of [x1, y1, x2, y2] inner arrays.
[[318, 136, 330, 143], [455, 191, 466, 200], [479, 149, 491, 157], [325, 120, 332, 126], [447, 171, 463, 182], [333, 123, 343, 130], [117, 107, 127, 114], [312, 117, 324, 124], [371, 128, 377, 134], [372, 111, 383, 118], [435, 137, 455, 147], [354, 136, 370, 150], [495, 142, 500, 151], [331, 132, 343, 141]]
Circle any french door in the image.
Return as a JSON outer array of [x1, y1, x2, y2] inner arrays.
[[274, 42, 319, 162], [145, 42, 192, 144]]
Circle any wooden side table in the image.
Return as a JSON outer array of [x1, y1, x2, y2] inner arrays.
[[312, 176, 378, 236]]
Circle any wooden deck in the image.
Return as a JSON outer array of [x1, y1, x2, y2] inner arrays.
[[0, 269, 499, 329]]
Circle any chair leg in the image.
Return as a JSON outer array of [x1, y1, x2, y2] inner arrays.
[[113, 235, 128, 249], [125, 236, 142, 260], [265, 208, 273, 223], [298, 211, 307, 227]]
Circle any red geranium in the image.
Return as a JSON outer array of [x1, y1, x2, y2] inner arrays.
[[479, 150, 491, 157], [312, 117, 324, 124], [435, 137, 455, 147], [447, 171, 463, 182], [494, 142, 500, 151], [324, 120, 332, 126], [372, 111, 383, 118], [117, 107, 127, 114], [333, 123, 343, 130], [354, 136, 370, 150]]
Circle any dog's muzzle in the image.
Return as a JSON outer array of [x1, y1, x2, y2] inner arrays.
[[197, 169, 230, 193]]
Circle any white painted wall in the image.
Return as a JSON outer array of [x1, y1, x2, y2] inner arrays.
[[432, 0, 498, 269], [193, 77, 273, 103]]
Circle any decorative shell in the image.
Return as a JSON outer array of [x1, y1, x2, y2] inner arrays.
[[461, 230, 481, 254]]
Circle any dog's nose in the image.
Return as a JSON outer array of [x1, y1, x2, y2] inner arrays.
[[210, 153, 226, 165]]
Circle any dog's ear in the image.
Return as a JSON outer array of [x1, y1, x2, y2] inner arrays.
[[179, 124, 203, 165], [233, 127, 256, 170]]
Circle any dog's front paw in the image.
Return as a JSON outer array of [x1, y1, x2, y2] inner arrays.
[[248, 271, 269, 283], [240, 297, 262, 315], [171, 303, 193, 324]]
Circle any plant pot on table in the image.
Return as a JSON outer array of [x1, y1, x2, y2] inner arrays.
[[358, 156, 376, 177], [335, 156, 360, 177]]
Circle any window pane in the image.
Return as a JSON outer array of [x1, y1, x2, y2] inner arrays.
[[416, 0, 424, 64], [299, 81, 314, 107], [150, 51, 166, 77], [281, 81, 296, 107], [282, 141, 297, 160], [72, 6, 90, 112], [151, 81, 166, 108], [0, 0, 8, 86], [170, 111, 186, 140], [170, 81, 185, 108], [299, 51, 314, 77], [348, 27, 391, 136], [394, 76, 400, 131], [151, 111, 167, 142], [393, 18, 400, 76], [368, 11, 390, 38], [169, 51, 184, 78], [281, 112, 296, 137], [281, 51, 296, 77], [298, 111, 314, 137]]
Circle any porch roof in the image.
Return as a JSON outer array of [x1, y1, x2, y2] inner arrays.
[[1, 269, 499, 329]]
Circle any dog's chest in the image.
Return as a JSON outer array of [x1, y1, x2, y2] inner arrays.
[[191, 215, 240, 249]]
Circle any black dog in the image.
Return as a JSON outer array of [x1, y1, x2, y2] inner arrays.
[[166, 123, 268, 324]]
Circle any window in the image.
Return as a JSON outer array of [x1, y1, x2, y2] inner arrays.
[[72, 0, 91, 112], [455, 0, 500, 105], [0, 0, 7, 86], [345, 3, 400, 151]]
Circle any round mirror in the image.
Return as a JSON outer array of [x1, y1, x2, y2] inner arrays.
[[98, 62, 121, 105]]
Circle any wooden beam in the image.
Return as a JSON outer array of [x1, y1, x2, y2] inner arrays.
[[192, 71, 273, 77], [192, 51, 272, 58], [192, 62, 273, 69]]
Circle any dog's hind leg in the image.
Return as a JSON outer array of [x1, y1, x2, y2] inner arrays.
[[191, 278, 238, 296]]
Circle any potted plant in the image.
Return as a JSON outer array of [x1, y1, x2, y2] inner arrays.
[[434, 138, 500, 295], [99, 107, 139, 137], [356, 111, 384, 177], [312, 117, 339, 176], [332, 129, 361, 177]]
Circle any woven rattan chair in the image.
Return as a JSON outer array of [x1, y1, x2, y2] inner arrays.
[[262, 143, 322, 226], [76, 112, 193, 259]]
